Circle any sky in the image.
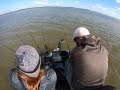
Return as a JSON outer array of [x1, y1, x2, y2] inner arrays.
[[0, 0, 120, 19]]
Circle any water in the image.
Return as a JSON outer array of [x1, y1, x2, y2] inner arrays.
[[0, 7, 120, 90]]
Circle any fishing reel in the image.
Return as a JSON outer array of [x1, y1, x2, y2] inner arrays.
[[40, 51, 53, 69]]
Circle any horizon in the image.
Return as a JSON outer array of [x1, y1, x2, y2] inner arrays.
[[0, 0, 120, 19], [0, 6, 119, 21]]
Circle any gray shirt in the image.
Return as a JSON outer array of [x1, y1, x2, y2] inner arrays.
[[9, 66, 57, 90]]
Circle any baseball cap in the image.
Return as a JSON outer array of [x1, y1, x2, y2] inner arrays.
[[73, 27, 90, 38]]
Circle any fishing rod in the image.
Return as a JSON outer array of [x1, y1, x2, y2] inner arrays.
[[16, 34, 26, 45], [53, 18, 71, 54], [41, 25, 49, 52], [63, 30, 71, 55], [0, 43, 15, 52], [112, 59, 120, 81], [27, 28, 41, 53]]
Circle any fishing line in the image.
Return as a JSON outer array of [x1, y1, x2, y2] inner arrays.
[[41, 24, 49, 52], [16, 34, 26, 45], [27, 28, 41, 53], [63, 31, 71, 54], [0, 43, 15, 52], [113, 63, 120, 81]]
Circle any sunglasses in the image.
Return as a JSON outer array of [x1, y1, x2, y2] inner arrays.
[[74, 36, 83, 41]]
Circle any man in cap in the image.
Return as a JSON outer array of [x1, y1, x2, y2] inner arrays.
[[9, 45, 57, 90], [69, 27, 108, 90]]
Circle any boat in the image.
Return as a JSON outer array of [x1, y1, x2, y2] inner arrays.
[[41, 39, 116, 90]]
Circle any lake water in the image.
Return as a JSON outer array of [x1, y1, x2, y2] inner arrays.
[[0, 7, 120, 90]]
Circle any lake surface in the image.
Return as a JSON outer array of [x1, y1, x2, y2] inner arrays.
[[0, 7, 120, 90]]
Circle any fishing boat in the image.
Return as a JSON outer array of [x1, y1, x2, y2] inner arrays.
[[40, 39, 116, 90], [0, 7, 119, 90]]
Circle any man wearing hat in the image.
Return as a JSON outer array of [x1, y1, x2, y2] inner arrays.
[[69, 27, 108, 90], [9, 45, 57, 90]]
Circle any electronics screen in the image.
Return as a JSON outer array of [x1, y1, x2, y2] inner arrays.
[[51, 51, 69, 62]]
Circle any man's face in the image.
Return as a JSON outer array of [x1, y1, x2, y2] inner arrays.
[[74, 36, 83, 47]]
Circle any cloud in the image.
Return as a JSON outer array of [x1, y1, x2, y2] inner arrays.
[[0, 11, 3, 15], [116, 0, 120, 3], [86, 4, 120, 19], [32, 0, 48, 5], [117, 8, 120, 10], [54, 2, 61, 6], [78, 3, 120, 19], [75, 0, 80, 3]]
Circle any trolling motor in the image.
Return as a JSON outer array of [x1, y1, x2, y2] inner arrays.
[[48, 39, 69, 70], [41, 39, 70, 90], [52, 51, 70, 90], [50, 39, 70, 90], [41, 39, 69, 69], [53, 39, 65, 51]]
